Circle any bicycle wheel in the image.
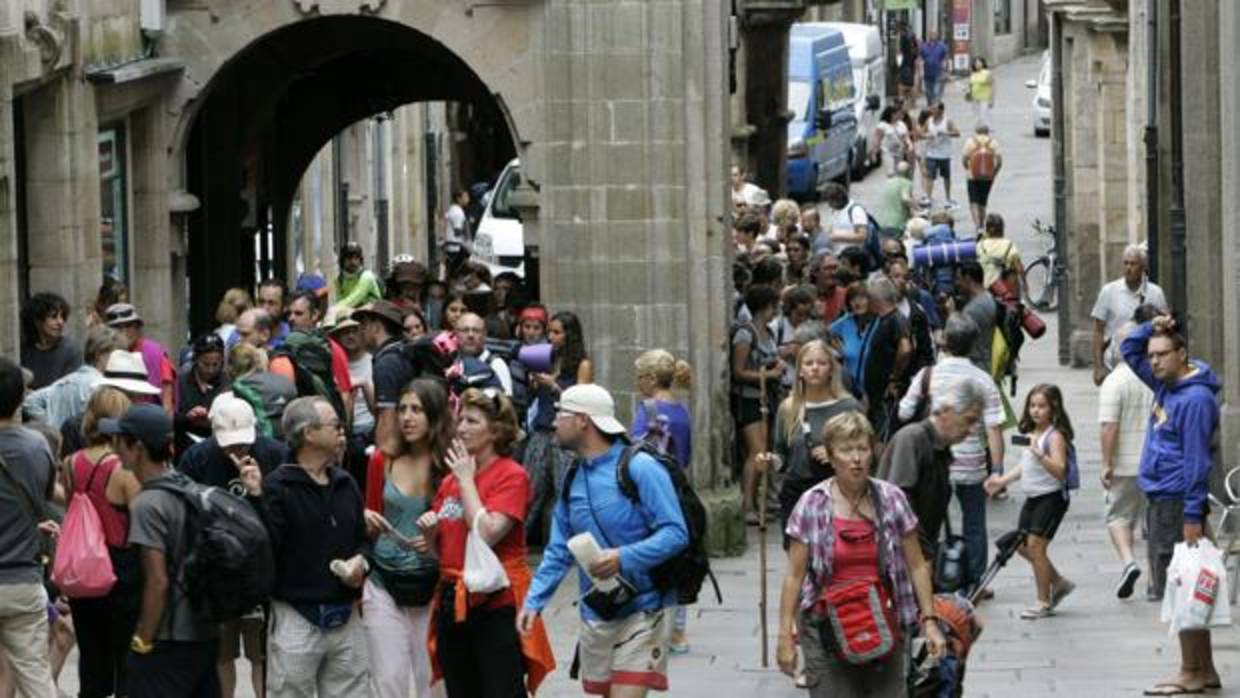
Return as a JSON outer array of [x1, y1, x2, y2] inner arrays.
[[1023, 258, 1057, 311]]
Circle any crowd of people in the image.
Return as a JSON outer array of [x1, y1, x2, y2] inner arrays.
[[1, 244, 705, 698]]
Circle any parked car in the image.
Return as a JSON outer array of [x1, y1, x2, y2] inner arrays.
[[472, 158, 525, 278], [1026, 51, 1052, 137], [786, 24, 859, 200], [817, 22, 884, 177]]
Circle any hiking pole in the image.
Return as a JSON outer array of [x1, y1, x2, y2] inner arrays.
[[758, 363, 770, 668]]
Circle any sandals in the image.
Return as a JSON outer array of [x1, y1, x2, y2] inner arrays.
[[1143, 683, 1204, 696], [1049, 579, 1076, 610], [1019, 604, 1054, 620]]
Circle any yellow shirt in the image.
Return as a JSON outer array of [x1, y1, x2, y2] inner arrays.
[[969, 69, 993, 103], [976, 237, 1020, 288]]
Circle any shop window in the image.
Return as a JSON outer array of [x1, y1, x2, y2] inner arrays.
[[994, 0, 1012, 35], [98, 127, 129, 283]]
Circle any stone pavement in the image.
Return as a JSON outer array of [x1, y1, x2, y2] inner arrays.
[[51, 54, 1236, 698]]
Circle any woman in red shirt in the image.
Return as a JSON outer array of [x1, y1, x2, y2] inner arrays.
[[419, 387, 554, 697], [361, 378, 453, 698]]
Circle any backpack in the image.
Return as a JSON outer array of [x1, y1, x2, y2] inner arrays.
[[1037, 428, 1080, 491], [968, 137, 997, 180], [918, 224, 959, 299], [273, 331, 346, 422], [990, 294, 1026, 389], [847, 203, 885, 274], [562, 442, 722, 606], [229, 381, 275, 438], [637, 399, 678, 462], [146, 475, 276, 623], [52, 463, 116, 599]]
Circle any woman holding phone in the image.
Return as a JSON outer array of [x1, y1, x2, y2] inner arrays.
[[361, 379, 453, 698]]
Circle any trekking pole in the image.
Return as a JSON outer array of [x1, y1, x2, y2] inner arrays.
[[758, 364, 770, 668]]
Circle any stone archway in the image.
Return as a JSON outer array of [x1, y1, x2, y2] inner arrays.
[[161, 4, 537, 334]]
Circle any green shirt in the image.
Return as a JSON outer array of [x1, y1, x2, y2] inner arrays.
[[875, 176, 913, 231], [336, 270, 383, 309]]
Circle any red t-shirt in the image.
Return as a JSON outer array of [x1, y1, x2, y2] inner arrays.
[[821, 286, 848, 325], [327, 337, 353, 395], [432, 457, 529, 604]]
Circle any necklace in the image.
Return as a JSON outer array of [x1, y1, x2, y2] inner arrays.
[[834, 479, 870, 519]]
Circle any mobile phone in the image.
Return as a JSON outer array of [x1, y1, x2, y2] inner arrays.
[[1011, 434, 1031, 447]]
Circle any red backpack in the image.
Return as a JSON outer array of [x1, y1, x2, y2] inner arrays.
[[969, 137, 997, 180]]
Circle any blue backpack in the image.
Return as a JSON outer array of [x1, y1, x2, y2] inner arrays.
[[919, 224, 958, 299], [848, 203, 885, 274], [1038, 428, 1079, 491]]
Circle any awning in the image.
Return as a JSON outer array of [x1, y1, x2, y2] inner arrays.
[[85, 57, 185, 85]]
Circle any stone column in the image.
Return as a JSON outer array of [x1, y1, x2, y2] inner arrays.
[[1094, 32, 1130, 280], [1216, 0, 1240, 470], [128, 105, 178, 347], [537, 0, 741, 554], [739, 8, 800, 197], [1063, 24, 1101, 366]]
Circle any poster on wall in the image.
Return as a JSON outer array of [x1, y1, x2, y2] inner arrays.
[[951, 0, 971, 73]]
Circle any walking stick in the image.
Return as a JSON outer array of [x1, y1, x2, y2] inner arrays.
[[758, 364, 770, 668]]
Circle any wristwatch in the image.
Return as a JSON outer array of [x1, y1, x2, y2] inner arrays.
[[920, 613, 940, 625], [130, 635, 154, 655]]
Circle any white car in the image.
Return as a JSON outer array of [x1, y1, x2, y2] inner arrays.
[[1026, 51, 1051, 137], [472, 158, 525, 278]]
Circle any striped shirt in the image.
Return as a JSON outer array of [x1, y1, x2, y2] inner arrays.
[[898, 357, 1003, 485], [786, 478, 922, 630]]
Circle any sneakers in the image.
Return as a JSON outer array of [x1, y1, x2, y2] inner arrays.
[[669, 631, 690, 655], [1116, 562, 1142, 600]]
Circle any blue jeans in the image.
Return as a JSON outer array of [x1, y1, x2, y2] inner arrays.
[[954, 482, 988, 589], [925, 74, 943, 105]]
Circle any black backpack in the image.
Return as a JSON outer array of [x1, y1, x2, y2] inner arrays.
[[147, 475, 275, 623], [562, 442, 722, 606], [273, 331, 346, 421]]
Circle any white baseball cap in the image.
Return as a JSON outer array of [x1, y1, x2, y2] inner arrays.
[[210, 393, 257, 448], [558, 384, 627, 436]]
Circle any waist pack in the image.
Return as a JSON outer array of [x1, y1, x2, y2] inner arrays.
[[291, 601, 353, 631], [816, 578, 902, 665], [370, 561, 439, 608]]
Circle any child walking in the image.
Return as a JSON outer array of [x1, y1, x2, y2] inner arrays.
[[985, 384, 1076, 619]]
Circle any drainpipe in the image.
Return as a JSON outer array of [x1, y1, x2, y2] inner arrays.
[[1167, 0, 1187, 314], [1051, 10, 1069, 366], [1143, 0, 1159, 281]]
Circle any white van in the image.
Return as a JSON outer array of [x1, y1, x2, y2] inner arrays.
[[818, 22, 885, 177], [471, 158, 525, 278]]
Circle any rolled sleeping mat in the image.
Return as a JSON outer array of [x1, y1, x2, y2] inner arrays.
[[912, 240, 977, 268]]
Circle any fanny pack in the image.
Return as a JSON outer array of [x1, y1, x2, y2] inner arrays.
[[291, 602, 353, 630], [371, 561, 439, 608], [582, 577, 639, 621], [815, 578, 901, 665]]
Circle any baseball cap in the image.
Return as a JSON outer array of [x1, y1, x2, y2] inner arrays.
[[557, 384, 626, 436], [295, 272, 329, 298], [209, 394, 257, 448], [98, 404, 173, 452]]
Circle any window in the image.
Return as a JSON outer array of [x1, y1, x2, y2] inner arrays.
[[994, 0, 1012, 35], [787, 80, 812, 123], [98, 127, 129, 283], [490, 165, 523, 220]]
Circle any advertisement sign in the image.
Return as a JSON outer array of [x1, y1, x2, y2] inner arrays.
[[951, 0, 971, 73]]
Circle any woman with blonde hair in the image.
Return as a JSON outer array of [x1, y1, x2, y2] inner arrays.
[[65, 387, 143, 697], [631, 348, 695, 652], [777, 411, 945, 696], [765, 340, 864, 546], [214, 288, 253, 341]]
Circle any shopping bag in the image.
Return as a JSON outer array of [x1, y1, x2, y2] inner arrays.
[[463, 509, 510, 593], [1161, 540, 1230, 635], [51, 492, 116, 599]]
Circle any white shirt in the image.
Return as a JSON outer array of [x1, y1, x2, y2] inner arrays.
[[445, 204, 468, 243], [828, 201, 870, 254], [1090, 277, 1168, 368], [924, 116, 956, 160], [478, 349, 514, 396], [347, 353, 375, 434], [1097, 362, 1153, 477]]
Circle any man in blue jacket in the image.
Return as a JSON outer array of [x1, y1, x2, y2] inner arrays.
[[518, 384, 688, 697], [1122, 315, 1222, 696]]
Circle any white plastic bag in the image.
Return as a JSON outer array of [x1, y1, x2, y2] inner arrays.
[[1161, 540, 1231, 635], [463, 509, 510, 593]]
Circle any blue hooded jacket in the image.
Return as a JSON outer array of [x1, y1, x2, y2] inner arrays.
[[523, 442, 689, 620], [1121, 322, 1221, 523]]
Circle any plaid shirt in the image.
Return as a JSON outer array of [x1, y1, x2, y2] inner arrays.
[[786, 477, 922, 630]]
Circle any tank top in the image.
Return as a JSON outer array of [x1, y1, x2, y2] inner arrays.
[[372, 479, 436, 575], [925, 116, 953, 160], [71, 451, 129, 548], [1020, 429, 1065, 497], [832, 517, 880, 583]]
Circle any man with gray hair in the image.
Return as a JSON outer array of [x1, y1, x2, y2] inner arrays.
[[1090, 244, 1168, 386], [1098, 321, 1154, 599], [241, 395, 371, 697], [879, 373, 984, 559], [862, 276, 912, 439], [898, 313, 1004, 595]]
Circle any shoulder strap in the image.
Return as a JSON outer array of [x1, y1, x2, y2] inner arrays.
[[616, 445, 641, 502]]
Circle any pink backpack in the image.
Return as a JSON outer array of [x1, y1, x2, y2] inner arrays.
[[51, 466, 116, 599]]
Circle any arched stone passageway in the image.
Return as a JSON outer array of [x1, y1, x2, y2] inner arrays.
[[175, 12, 521, 333]]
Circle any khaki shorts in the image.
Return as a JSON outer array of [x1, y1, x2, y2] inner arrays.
[[219, 616, 265, 662], [579, 609, 672, 695], [1105, 476, 1146, 527]]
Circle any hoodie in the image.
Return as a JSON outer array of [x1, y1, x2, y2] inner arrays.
[[1121, 322, 1221, 523]]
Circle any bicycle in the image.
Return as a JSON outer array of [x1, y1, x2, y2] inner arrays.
[[1022, 219, 1062, 312]]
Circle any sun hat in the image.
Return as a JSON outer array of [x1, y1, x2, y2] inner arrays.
[[97, 351, 161, 396]]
